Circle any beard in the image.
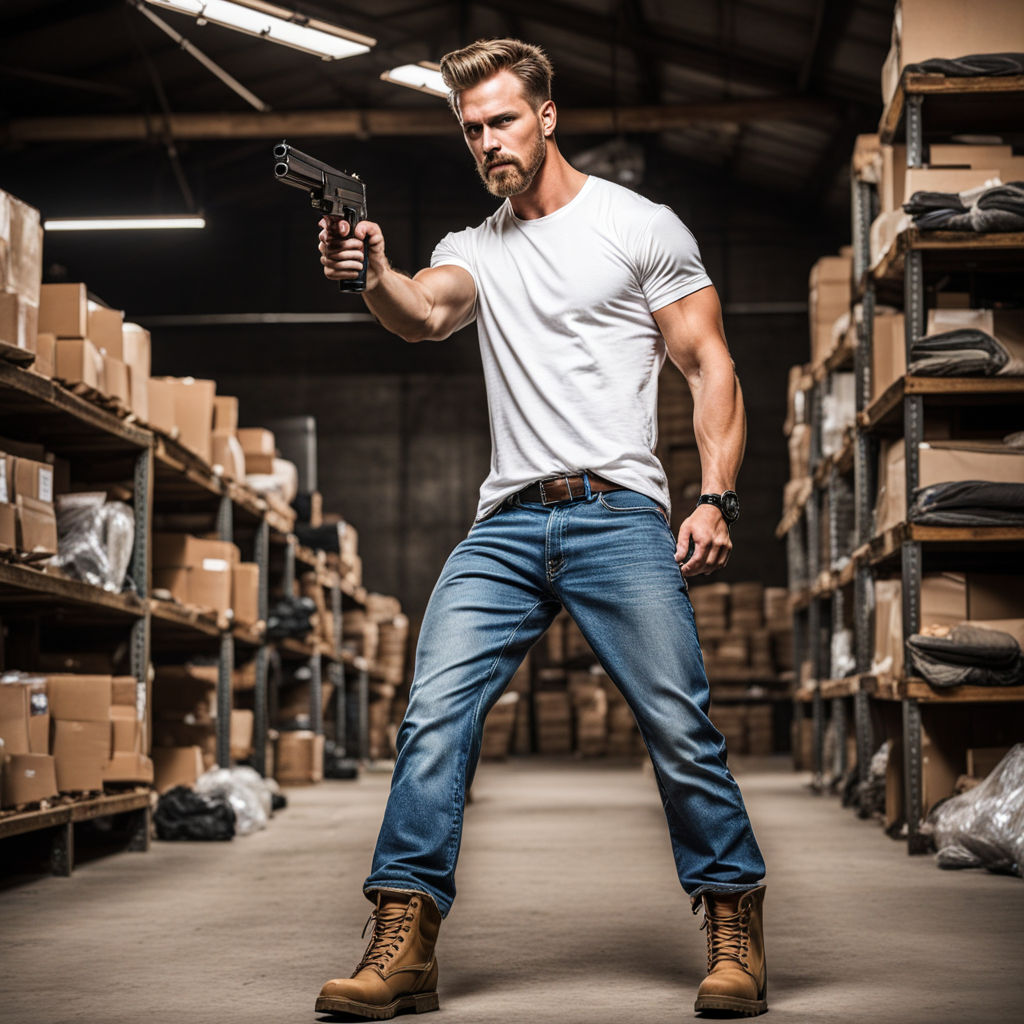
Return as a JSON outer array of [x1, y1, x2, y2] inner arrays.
[[476, 122, 547, 198]]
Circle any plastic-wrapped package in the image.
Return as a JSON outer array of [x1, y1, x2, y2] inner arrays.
[[194, 766, 275, 836], [52, 493, 134, 592], [830, 628, 856, 679], [924, 744, 1024, 875]]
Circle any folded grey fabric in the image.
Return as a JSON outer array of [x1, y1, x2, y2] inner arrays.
[[908, 328, 1010, 377], [905, 181, 1024, 232], [908, 624, 1024, 688], [905, 53, 1024, 78], [909, 480, 1024, 526]]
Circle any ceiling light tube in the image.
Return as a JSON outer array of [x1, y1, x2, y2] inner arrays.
[[380, 62, 447, 98], [44, 215, 207, 231], [142, 0, 375, 61]]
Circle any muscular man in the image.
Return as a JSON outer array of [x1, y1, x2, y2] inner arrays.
[[315, 38, 767, 1021]]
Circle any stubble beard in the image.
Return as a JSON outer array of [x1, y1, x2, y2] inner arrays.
[[477, 122, 547, 198]]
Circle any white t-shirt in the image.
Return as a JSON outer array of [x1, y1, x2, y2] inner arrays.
[[430, 175, 712, 521]]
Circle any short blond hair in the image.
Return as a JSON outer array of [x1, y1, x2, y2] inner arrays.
[[439, 38, 554, 115]]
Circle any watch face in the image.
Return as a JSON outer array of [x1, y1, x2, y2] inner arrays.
[[721, 491, 740, 522]]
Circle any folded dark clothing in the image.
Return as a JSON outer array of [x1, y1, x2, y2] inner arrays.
[[909, 328, 1010, 377], [909, 480, 1024, 526], [906, 182, 1024, 231], [904, 191, 968, 217], [908, 624, 1024, 688], [977, 181, 1024, 214], [905, 53, 1024, 77]]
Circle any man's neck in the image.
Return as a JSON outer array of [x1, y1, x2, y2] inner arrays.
[[509, 146, 588, 220]]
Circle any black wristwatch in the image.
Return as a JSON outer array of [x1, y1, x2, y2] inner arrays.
[[696, 491, 740, 525]]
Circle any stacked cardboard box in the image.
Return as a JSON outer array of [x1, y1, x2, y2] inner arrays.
[[533, 681, 573, 755], [0, 439, 58, 559], [148, 377, 216, 462], [603, 673, 642, 757], [299, 571, 334, 646], [808, 251, 853, 368], [376, 614, 409, 686], [341, 609, 379, 663], [657, 367, 700, 527], [276, 730, 324, 784], [0, 675, 56, 807], [481, 692, 519, 760], [211, 395, 246, 481], [153, 533, 240, 618], [151, 662, 217, 777], [0, 189, 43, 362], [710, 701, 775, 757]]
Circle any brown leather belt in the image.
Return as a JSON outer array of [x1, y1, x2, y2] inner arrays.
[[515, 473, 624, 506]]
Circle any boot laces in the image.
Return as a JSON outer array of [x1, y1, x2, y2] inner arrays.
[[697, 903, 751, 972], [355, 904, 412, 973]]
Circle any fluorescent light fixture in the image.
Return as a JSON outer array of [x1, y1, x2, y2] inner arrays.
[[380, 62, 447, 98], [44, 215, 207, 231], [143, 0, 375, 61]]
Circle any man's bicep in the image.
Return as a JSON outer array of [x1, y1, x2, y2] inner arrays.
[[413, 264, 477, 339], [653, 285, 726, 378]]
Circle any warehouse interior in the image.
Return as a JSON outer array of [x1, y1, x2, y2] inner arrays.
[[1, 2, 1023, 1023]]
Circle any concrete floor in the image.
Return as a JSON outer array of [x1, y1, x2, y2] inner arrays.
[[1, 757, 1021, 1024]]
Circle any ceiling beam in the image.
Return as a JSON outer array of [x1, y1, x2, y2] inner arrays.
[[4, 96, 835, 143]]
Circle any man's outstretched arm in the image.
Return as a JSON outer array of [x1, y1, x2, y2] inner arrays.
[[319, 217, 476, 343], [653, 285, 746, 577]]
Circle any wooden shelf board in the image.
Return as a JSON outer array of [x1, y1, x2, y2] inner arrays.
[[872, 229, 1024, 284], [868, 523, 1024, 566], [872, 674, 1024, 703], [149, 597, 222, 637], [0, 560, 145, 617], [880, 72, 1024, 143], [861, 376, 1024, 432], [0, 789, 149, 840]]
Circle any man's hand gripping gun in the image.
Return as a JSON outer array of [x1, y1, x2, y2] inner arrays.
[[273, 140, 367, 293]]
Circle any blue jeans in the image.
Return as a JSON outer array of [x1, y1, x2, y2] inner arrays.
[[364, 488, 766, 915]]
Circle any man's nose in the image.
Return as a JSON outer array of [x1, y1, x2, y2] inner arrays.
[[481, 126, 500, 152]]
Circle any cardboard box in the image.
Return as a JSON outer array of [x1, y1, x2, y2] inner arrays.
[[10, 456, 54, 502], [121, 323, 151, 377], [966, 746, 1012, 780], [214, 396, 239, 433], [212, 431, 245, 481], [111, 705, 142, 754], [276, 730, 324, 784], [152, 377, 216, 462], [46, 674, 113, 722], [39, 282, 87, 338], [154, 534, 238, 613], [16, 495, 57, 556], [53, 719, 111, 791], [55, 337, 102, 390], [0, 684, 31, 755], [0, 191, 43, 305], [100, 354, 130, 406], [128, 365, 149, 421], [2, 753, 58, 808], [103, 752, 154, 785], [0, 501, 16, 551], [237, 428, 275, 456], [879, 145, 907, 214], [230, 708, 254, 761], [903, 167, 1000, 204], [0, 291, 39, 353], [232, 562, 260, 625], [153, 745, 204, 793], [929, 144, 1014, 170], [876, 440, 1024, 535], [112, 676, 138, 707], [32, 331, 55, 378], [146, 377, 177, 435], [86, 301, 124, 358], [871, 310, 906, 401]]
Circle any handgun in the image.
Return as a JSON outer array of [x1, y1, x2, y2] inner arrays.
[[273, 140, 368, 293]]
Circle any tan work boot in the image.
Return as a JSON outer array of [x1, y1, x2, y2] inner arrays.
[[692, 886, 767, 1017], [315, 891, 441, 1020]]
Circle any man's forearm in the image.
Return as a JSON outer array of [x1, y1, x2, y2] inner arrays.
[[362, 266, 435, 343], [689, 354, 746, 493]]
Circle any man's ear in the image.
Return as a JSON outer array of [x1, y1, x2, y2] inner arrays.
[[540, 100, 556, 137]]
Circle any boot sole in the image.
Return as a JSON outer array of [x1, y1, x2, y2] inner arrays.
[[315, 991, 439, 1020], [694, 993, 768, 1017]]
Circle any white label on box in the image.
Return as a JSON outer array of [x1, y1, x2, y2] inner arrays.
[[202, 558, 229, 572], [25, 769, 37, 779], [0, 458, 7, 503], [38, 466, 53, 502]]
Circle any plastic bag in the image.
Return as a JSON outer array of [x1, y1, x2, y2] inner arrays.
[[154, 786, 235, 841], [194, 766, 275, 836], [53, 493, 134, 592], [924, 744, 1024, 875]]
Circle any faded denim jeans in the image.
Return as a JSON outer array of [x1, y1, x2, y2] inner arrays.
[[364, 488, 766, 915]]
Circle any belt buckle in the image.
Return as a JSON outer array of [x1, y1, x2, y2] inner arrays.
[[538, 479, 555, 505]]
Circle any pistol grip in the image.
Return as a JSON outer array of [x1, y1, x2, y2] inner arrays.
[[337, 208, 367, 294]]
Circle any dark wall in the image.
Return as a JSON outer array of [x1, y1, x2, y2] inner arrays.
[[6, 135, 844, 621]]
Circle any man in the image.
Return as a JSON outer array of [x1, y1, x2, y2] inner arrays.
[[315, 38, 767, 1020]]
